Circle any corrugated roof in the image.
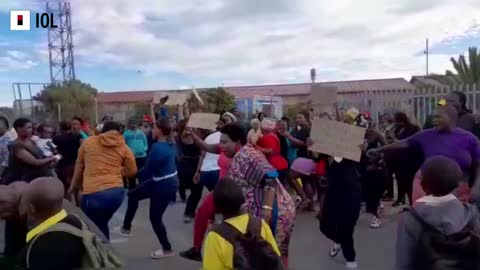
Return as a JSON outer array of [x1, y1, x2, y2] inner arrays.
[[225, 78, 414, 99], [97, 78, 415, 103], [410, 76, 449, 88]]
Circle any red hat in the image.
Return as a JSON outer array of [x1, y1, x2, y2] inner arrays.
[[143, 115, 152, 123]]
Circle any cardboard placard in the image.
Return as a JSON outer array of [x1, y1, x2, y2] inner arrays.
[[153, 92, 189, 105], [308, 119, 366, 162], [187, 113, 220, 130]]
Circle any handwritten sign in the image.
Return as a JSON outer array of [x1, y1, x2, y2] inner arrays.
[[308, 119, 366, 162], [187, 113, 220, 130], [153, 92, 189, 105]]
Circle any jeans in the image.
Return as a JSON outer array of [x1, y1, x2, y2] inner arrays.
[[81, 187, 125, 240], [363, 170, 385, 217], [200, 170, 219, 191], [129, 177, 178, 251], [122, 157, 146, 230]]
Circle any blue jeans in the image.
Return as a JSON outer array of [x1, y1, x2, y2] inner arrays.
[[200, 170, 220, 191], [129, 177, 178, 251], [81, 187, 125, 240]]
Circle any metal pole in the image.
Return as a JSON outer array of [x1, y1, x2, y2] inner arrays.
[[425, 38, 429, 76], [57, 103, 61, 122], [28, 84, 34, 120], [17, 84, 23, 117]]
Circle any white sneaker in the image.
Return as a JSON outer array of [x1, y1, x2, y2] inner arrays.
[[329, 243, 341, 257], [183, 216, 193, 224], [346, 261, 358, 269], [112, 226, 132, 237], [370, 216, 382, 229]]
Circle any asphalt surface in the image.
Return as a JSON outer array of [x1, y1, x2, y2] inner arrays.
[[1, 196, 401, 270]]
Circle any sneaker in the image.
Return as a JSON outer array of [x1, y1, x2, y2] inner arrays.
[[151, 249, 175, 259], [183, 216, 192, 224], [180, 247, 202, 262], [370, 216, 382, 229], [329, 243, 341, 257], [346, 261, 358, 269]]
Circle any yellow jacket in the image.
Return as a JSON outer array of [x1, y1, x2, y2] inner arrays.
[[76, 131, 137, 194]]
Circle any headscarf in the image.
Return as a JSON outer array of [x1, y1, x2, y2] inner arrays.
[[261, 118, 276, 132], [250, 118, 260, 127], [222, 112, 237, 123], [344, 107, 360, 124], [229, 144, 276, 188]]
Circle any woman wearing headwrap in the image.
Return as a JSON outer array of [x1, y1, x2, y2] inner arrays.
[[225, 123, 296, 266], [256, 119, 289, 184], [312, 107, 363, 269]]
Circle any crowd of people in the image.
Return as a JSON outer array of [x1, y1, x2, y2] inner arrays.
[[1, 91, 480, 269]]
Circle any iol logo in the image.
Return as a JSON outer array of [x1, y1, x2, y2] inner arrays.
[[10, 10, 58, 31]]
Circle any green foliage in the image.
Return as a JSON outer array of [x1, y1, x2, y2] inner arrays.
[[188, 87, 236, 114], [445, 47, 480, 84], [34, 80, 98, 121]]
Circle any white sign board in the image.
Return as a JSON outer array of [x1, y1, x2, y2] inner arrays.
[[308, 119, 366, 162], [187, 113, 220, 130]]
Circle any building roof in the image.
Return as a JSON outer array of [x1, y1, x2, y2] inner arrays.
[[97, 78, 415, 103], [410, 76, 450, 88], [225, 78, 414, 99]]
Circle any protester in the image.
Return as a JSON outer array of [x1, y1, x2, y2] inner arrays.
[[359, 116, 387, 228], [276, 117, 297, 166], [0, 116, 11, 179], [232, 108, 251, 135], [180, 120, 231, 262], [226, 123, 296, 266], [222, 112, 237, 124], [33, 124, 56, 157], [369, 105, 480, 203], [247, 118, 262, 145], [317, 108, 362, 269], [68, 121, 137, 239], [203, 178, 281, 270], [119, 119, 149, 235], [175, 119, 201, 223], [71, 116, 88, 141], [446, 91, 478, 134], [95, 115, 113, 134], [52, 120, 83, 193], [391, 112, 421, 206], [20, 177, 85, 270], [379, 113, 395, 201], [256, 118, 289, 184], [128, 118, 178, 259], [2, 118, 55, 184], [257, 112, 266, 122], [395, 156, 480, 270]]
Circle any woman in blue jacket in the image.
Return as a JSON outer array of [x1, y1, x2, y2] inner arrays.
[[129, 118, 178, 260]]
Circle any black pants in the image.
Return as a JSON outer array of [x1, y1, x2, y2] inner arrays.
[[363, 170, 385, 217], [395, 168, 416, 205], [384, 161, 395, 198], [320, 204, 360, 262], [122, 157, 146, 230], [184, 170, 219, 218]]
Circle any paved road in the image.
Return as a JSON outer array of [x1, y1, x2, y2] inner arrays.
[[1, 198, 401, 270]]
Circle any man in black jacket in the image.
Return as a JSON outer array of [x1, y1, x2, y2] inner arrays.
[[21, 177, 85, 270]]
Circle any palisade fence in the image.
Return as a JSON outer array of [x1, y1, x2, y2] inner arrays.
[[337, 84, 480, 125]]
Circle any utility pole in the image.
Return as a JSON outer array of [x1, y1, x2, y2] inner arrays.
[[424, 38, 429, 77]]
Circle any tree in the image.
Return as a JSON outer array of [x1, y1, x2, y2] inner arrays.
[[445, 47, 480, 84], [34, 80, 98, 122], [188, 87, 236, 114]]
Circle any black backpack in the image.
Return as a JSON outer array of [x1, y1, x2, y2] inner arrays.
[[408, 208, 480, 270], [213, 215, 285, 270]]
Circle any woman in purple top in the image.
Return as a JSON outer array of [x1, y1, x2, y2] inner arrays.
[[368, 105, 480, 203]]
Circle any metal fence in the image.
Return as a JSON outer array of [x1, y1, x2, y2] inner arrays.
[[337, 84, 480, 125]]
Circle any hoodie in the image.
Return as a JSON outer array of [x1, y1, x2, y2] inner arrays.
[[395, 194, 480, 270], [76, 131, 137, 194]]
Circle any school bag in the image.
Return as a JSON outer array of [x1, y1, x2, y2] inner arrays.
[[408, 208, 480, 270], [26, 216, 124, 269], [213, 215, 285, 270]]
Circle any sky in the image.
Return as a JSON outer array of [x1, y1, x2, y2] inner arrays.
[[0, 0, 479, 107]]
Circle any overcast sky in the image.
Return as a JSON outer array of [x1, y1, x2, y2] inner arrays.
[[0, 0, 479, 106]]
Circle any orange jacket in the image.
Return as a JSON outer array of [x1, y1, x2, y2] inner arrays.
[[76, 130, 137, 194]]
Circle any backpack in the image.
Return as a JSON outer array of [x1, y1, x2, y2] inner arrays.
[[26, 217, 124, 269], [408, 208, 480, 270], [213, 215, 285, 270]]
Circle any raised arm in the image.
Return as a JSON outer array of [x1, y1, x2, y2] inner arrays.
[[189, 129, 220, 154]]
